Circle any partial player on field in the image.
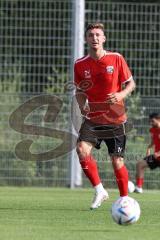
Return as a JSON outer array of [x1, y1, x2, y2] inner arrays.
[[135, 113, 160, 193]]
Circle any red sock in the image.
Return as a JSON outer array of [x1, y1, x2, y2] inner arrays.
[[114, 165, 128, 197], [136, 178, 144, 188], [80, 155, 101, 187]]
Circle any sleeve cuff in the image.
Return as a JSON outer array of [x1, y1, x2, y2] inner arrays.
[[122, 76, 133, 83]]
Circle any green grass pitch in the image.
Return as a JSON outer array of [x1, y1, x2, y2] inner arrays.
[[0, 187, 160, 240]]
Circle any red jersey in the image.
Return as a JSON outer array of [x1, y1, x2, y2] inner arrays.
[[74, 51, 132, 125], [150, 127, 160, 159]]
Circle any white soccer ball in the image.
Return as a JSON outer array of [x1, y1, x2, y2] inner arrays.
[[111, 196, 141, 225], [128, 181, 135, 193]]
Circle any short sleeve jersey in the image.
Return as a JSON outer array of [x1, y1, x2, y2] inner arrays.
[[150, 127, 160, 159], [74, 51, 132, 125]]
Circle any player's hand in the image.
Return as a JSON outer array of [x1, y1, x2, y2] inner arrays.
[[81, 100, 90, 118], [106, 92, 124, 104], [146, 148, 151, 156]]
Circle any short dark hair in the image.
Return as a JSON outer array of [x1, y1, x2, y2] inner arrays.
[[85, 23, 105, 36], [149, 112, 160, 120]]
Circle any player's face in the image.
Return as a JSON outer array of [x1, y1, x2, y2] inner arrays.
[[150, 118, 160, 128], [85, 28, 106, 50]]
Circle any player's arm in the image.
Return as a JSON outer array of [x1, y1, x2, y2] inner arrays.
[[106, 77, 136, 104], [121, 78, 136, 98], [106, 55, 135, 104], [74, 63, 90, 117], [75, 89, 90, 117], [146, 139, 154, 156]]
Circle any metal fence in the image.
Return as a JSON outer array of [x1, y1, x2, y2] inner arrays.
[[0, 0, 160, 189], [0, 0, 73, 187]]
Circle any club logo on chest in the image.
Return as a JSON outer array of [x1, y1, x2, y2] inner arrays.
[[106, 65, 114, 74], [84, 70, 91, 79]]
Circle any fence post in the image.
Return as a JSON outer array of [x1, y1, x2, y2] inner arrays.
[[69, 0, 85, 189]]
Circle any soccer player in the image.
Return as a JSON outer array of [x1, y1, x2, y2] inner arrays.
[[135, 113, 160, 193], [74, 23, 135, 209]]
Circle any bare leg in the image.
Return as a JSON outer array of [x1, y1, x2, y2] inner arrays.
[[76, 141, 93, 160], [76, 141, 108, 209], [112, 156, 124, 170], [135, 160, 148, 192], [136, 160, 148, 179], [76, 141, 101, 186]]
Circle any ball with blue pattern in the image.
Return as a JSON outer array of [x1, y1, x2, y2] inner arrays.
[[111, 196, 141, 225]]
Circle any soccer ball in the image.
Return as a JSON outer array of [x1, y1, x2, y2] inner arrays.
[[128, 181, 135, 193], [111, 196, 141, 225]]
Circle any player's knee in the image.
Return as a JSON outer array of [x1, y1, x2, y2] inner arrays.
[[137, 160, 147, 169], [76, 142, 91, 160], [112, 156, 124, 170]]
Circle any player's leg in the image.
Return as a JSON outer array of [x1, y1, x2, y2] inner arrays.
[[76, 120, 109, 209], [76, 141, 109, 209], [105, 134, 128, 197], [76, 140, 100, 186], [112, 156, 128, 197], [135, 160, 147, 193], [135, 155, 157, 193]]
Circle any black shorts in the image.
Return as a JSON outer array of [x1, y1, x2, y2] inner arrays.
[[78, 119, 128, 157], [144, 155, 160, 170]]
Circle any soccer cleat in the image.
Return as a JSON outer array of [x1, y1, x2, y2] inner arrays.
[[134, 186, 143, 193], [90, 190, 109, 210]]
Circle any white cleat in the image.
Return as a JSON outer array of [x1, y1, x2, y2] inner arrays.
[[90, 190, 109, 210], [134, 186, 143, 193]]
